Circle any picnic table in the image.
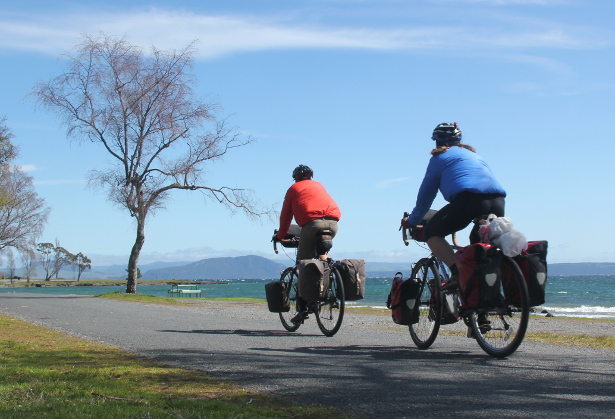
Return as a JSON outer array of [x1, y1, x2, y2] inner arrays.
[[167, 284, 202, 298]]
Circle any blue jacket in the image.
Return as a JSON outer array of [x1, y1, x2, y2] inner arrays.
[[409, 146, 506, 226]]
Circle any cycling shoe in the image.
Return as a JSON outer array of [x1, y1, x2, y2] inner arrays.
[[291, 311, 309, 324]]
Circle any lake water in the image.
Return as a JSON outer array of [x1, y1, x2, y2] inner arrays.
[[2, 275, 613, 319]]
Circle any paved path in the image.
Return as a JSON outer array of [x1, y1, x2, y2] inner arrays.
[[1, 293, 614, 418]]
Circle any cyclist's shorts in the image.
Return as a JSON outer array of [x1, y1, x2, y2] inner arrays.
[[424, 192, 505, 242], [297, 218, 338, 260]]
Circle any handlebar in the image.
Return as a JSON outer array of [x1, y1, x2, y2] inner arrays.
[[272, 234, 279, 254], [400, 211, 459, 247], [272, 228, 300, 254]]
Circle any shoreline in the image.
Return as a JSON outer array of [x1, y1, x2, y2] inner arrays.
[[2, 280, 614, 322], [0, 279, 227, 287]]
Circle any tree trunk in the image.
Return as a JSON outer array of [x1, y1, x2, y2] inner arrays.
[[126, 217, 146, 294]]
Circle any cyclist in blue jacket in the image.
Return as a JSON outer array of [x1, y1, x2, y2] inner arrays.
[[407, 122, 506, 289]]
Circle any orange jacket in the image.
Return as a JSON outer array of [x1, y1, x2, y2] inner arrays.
[[277, 179, 341, 239]]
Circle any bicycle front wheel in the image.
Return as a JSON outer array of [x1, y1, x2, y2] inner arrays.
[[409, 258, 442, 349], [279, 267, 301, 332], [315, 266, 345, 337], [470, 255, 530, 358]]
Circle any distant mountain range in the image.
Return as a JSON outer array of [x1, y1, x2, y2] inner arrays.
[[28, 256, 615, 281], [547, 263, 615, 276], [141, 255, 286, 280]]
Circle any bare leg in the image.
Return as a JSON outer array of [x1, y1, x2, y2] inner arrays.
[[427, 236, 456, 268]]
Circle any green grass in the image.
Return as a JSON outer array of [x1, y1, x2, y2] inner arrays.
[[0, 313, 347, 419], [434, 328, 615, 348], [524, 331, 615, 349], [0, 279, 205, 287], [94, 291, 187, 305], [95, 291, 266, 305], [195, 297, 267, 303]]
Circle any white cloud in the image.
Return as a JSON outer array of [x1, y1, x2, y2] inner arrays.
[[376, 177, 408, 188], [0, 8, 607, 59], [13, 164, 37, 172]]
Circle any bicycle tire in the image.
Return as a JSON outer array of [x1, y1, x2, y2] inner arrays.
[[469, 255, 530, 358], [315, 265, 345, 337], [409, 258, 442, 349], [279, 267, 301, 332]]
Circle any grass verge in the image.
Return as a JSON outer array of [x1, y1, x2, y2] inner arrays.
[[434, 328, 615, 348], [0, 279, 225, 287], [95, 291, 266, 305], [524, 331, 615, 349], [0, 313, 346, 418]]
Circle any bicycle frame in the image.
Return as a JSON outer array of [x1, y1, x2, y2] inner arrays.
[[270, 227, 346, 337], [401, 211, 530, 357]]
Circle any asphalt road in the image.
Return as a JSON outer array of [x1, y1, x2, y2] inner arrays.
[[1, 293, 614, 418]]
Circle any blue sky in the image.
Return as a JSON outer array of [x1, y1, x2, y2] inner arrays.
[[1, 0, 613, 267]]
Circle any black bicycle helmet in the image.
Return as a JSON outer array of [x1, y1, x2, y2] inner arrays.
[[292, 164, 313, 181], [432, 122, 462, 143]]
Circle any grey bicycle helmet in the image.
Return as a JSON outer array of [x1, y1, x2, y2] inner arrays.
[[432, 122, 462, 143], [292, 164, 313, 181]]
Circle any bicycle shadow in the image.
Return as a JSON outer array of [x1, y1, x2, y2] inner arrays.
[[157, 328, 323, 338], [155, 329, 497, 362], [252, 343, 489, 362]]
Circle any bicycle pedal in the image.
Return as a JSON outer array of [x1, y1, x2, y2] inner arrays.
[[291, 312, 309, 324]]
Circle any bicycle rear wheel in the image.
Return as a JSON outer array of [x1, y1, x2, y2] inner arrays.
[[470, 255, 530, 358], [315, 266, 345, 337], [409, 258, 442, 349], [279, 267, 301, 332]]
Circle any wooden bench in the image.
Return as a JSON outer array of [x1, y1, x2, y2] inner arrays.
[[168, 284, 202, 298]]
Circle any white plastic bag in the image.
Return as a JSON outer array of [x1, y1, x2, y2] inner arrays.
[[478, 214, 528, 257]]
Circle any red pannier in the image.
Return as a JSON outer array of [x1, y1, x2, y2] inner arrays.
[[386, 272, 420, 325], [454, 243, 503, 310], [502, 240, 548, 307]]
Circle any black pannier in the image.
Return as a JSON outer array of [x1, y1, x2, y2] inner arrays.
[[298, 259, 330, 302], [336, 259, 366, 301], [265, 281, 290, 313]]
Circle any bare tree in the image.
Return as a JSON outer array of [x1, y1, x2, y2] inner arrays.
[[21, 250, 36, 283], [0, 118, 48, 255], [33, 33, 264, 293], [73, 252, 91, 281], [7, 250, 16, 283], [36, 242, 56, 281], [0, 169, 50, 254], [0, 116, 17, 209], [52, 239, 73, 279], [0, 118, 49, 254], [0, 117, 18, 169]]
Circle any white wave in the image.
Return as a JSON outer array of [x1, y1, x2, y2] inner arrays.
[[544, 305, 615, 319]]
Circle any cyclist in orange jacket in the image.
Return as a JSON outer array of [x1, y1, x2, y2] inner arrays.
[[277, 164, 341, 261]]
